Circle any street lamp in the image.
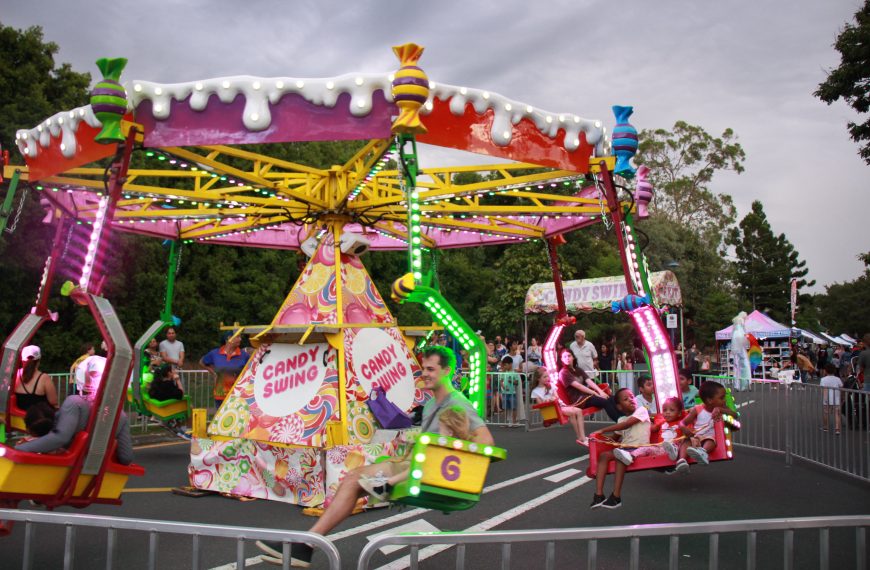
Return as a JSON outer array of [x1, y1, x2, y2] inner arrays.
[[663, 260, 685, 366]]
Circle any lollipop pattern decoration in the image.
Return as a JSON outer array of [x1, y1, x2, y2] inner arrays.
[[611, 105, 638, 178], [391, 43, 430, 134], [90, 57, 129, 144], [634, 164, 653, 219]]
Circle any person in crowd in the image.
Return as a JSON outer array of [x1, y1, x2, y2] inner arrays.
[[686, 343, 699, 373], [531, 366, 589, 445], [159, 327, 185, 370], [616, 351, 633, 391], [69, 342, 96, 395], [569, 329, 598, 377], [148, 363, 185, 402], [494, 336, 508, 360], [144, 337, 163, 370], [498, 356, 520, 425], [486, 341, 500, 372], [558, 349, 619, 421], [679, 369, 699, 409], [256, 346, 494, 567], [674, 381, 736, 472], [15, 345, 58, 411], [17, 357, 133, 465], [526, 337, 543, 368], [598, 343, 613, 373], [854, 335, 870, 389], [359, 405, 472, 501], [200, 331, 251, 408], [508, 341, 524, 372], [700, 354, 712, 372], [632, 338, 647, 374], [634, 375, 657, 415], [817, 345, 828, 371], [793, 349, 814, 383], [589, 388, 650, 509], [819, 362, 843, 434]]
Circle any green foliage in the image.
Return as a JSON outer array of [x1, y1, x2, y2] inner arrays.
[[635, 121, 744, 243], [0, 23, 91, 163], [814, 1, 870, 165], [813, 252, 870, 334], [727, 201, 814, 324]]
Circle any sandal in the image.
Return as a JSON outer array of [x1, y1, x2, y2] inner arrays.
[[835, 430, 841, 436], [576, 438, 589, 447]]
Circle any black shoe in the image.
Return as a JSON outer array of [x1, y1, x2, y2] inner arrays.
[[589, 493, 606, 509], [256, 540, 313, 567], [601, 494, 622, 509]]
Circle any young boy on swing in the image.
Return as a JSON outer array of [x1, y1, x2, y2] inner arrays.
[[589, 388, 651, 509]]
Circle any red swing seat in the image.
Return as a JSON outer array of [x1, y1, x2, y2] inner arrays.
[[533, 380, 612, 426], [585, 416, 734, 477]]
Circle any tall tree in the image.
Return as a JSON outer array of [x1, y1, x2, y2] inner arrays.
[[728, 201, 814, 323], [635, 121, 744, 239], [814, 251, 870, 335], [814, 1, 870, 165]]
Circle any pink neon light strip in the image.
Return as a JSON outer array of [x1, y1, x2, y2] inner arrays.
[[543, 323, 565, 397], [629, 305, 679, 411]]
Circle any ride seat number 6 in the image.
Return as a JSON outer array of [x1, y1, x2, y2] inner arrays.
[[441, 455, 461, 481]]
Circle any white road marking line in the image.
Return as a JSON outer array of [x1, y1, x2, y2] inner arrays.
[[374, 476, 594, 570], [327, 455, 587, 542], [369, 520, 441, 555], [543, 468, 582, 483], [736, 400, 757, 408]]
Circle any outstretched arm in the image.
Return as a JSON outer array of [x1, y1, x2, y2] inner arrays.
[[470, 424, 495, 446]]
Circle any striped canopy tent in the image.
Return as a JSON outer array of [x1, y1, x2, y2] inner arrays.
[[524, 270, 682, 314], [714, 310, 791, 340]]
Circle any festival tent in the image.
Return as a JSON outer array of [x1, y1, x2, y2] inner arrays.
[[819, 332, 853, 347], [714, 310, 791, 340], [523, 270, 682, 314], [801, 330, 828, 345], [840, 334, 858, 345]]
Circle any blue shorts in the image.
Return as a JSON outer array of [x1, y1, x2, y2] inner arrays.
[[502, 394, 516, 409]]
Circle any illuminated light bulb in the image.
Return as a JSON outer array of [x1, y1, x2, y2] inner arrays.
[[326, 81, 335, 90], [222, 80, 231, 89], [411, 469, 423, 479], [252, 81, 261, 90], [594, 120, 602, 128], [573, 138, 580, 146], [79, 109, 85, 117], [559, 114, 565, 122], [503, 131, 511, 140], [133, 84, 143, 92], [354, 76, 364, 86], [415, 452, 426, 462], [459, 87, 468, 95], [483, 446, 493, 456], [574, 116, 581, 124], [154, 87, 163, 95], [410, 486, 420, 496], [251, 113, 259, 121], [195, 82, 204, 91], [388, 73, 395, 81], [424, 101, 433, 111], [60, 143, 66, 151], [546, 116, 553, 124], [58, 117, 64, 126], [482, 91, 490, 100], [356, 100, 365, 108], [153, 104, 163, 113]]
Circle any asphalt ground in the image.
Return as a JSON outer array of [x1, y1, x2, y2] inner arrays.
[[1, 414, 868, 569]]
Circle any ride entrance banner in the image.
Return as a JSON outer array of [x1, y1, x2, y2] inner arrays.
[[254, 343, 330, 417]]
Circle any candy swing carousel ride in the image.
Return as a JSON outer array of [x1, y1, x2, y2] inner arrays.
[[2, 43, 679, 511]]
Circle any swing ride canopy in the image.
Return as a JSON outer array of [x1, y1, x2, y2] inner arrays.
[[7, 66, 641, 252], [524, 270, 682, 314]]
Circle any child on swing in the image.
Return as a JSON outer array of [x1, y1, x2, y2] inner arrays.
[[359, 405, 471, 501], [674, 380, 736, 472], [589, 388, 650, 509]]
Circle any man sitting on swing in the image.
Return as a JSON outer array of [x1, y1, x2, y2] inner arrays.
[[256, 345, 495, 567]]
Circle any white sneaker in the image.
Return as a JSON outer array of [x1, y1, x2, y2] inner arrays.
[[663, 441, 679, 461], [687, 447, 710, 465], [613, 448, 634, 466], [359, 476, 390, 501], [674, 458, 690, 474]]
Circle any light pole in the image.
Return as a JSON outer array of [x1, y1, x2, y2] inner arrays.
[[664, 260, 684, 366]]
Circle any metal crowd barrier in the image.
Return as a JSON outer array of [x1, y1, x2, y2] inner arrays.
[[0, 508, 340, 570], [358, 515, 868, 570]]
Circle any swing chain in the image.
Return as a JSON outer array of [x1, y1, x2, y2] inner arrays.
[[4, 186, 29, 234], [592, 174, 613, 230]]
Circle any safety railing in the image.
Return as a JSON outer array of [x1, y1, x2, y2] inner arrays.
[[0, 508, 341, 570], [357, 515, 869, 570]]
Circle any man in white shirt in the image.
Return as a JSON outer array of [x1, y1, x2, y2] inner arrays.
[[569, 329, 598, 376], [159, 327, 185, 369]]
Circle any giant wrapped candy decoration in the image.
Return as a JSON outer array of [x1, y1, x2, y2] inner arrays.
[[611, 105, 638, 178], [634, 165, 653, 219], [90, 57, 129, 144], [391, 43, 430, 134]]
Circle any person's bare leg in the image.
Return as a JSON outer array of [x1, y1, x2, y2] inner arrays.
[[595, 451, 612, 495], [702, 439, 717, 454], [834, 407, 842, 433], [822, 406, 830, 430], [678, 440, 690, 460], [309, 468, 366, 535], [612, 462, 627, 497]]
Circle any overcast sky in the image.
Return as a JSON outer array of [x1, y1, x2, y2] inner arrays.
[[4, 0, 866, 293]]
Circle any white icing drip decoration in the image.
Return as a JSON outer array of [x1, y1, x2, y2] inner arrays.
[[16, 73, 610, 161], [126, 73, 395, 131], [16, 105, 101, 159], [423, 82, 607, 154]]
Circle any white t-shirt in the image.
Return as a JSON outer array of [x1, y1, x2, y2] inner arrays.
[[74, 355, 106, 392], [159, 339, 185, 364], [569, 340, 598, 374], [617, 405, 650, 447], [531, 385, 555, 403], [510, 353, 524, 372], [635, 393, 657, 415], [820, 374, 843, 406]]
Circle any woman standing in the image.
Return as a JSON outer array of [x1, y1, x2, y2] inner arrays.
[[527, 337, 543, 368], [15, 345, 58, 411]]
